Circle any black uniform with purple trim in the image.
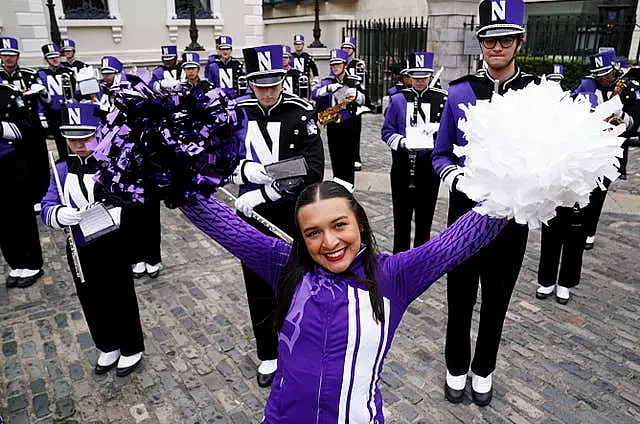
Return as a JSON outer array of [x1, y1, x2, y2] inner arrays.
[[0, 85, 44, 276], [0, 66, 50, 202], [381, 86, 446, 253], [233, 93, 324, 362], [432, 68, 539, 378]]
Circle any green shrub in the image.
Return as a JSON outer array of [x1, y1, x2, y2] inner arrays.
[[518, 57, 591, 91]]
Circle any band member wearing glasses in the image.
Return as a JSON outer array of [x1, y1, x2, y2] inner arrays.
[[432, 0, 539, 407], [381, 52, 446, 254]]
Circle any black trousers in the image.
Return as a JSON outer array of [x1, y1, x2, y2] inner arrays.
[[18, 129, 50, 204], [619, 139, 629, 175], [240, 200, 295, 361], [353, 114, 362, 163], [0, 151, 43, 270], [326, 118, 357, 185], [583, 184, 609, 239], [120, 200, 162, 265], [445, 190, 528, 377], [45, 109, 69, 161], [538, 207, 587, 289], [390, 150, 440, 253], [69, 230, 145, 356]]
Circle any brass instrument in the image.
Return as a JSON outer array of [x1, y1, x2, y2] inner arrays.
[[318, 96, 356, 125], [49, 152, 86, 283], [61, 73, 74, 103]]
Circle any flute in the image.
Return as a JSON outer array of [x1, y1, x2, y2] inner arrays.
[[218, 187, 294, 244], [48, 152, 86, 283]]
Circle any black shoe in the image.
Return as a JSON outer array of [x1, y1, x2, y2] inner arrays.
[[444, 383, 465, 403], [6, 274, 21, 288], [15, 270, 44, 288], [116, 358, 141, 377], [619, 173, 627, 180], [257, 371, 276, 388], [471, 387, 492, 406], [535, 286, 554, 300], [584, 242, 594, 251], [94, 360, 119, 375]]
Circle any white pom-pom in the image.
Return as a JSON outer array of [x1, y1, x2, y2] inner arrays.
[[456, 78, 624, 229]]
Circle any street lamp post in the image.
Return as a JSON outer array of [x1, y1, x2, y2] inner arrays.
[[309, 0, 325, 48], [185, 0, 205, 51], [46, 0, 62, 47]]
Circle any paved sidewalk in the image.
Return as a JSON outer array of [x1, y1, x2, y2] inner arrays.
[[0, 114, 639, 423]]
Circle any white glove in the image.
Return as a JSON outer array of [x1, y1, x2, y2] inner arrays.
[[39, 113, 49, 129], [344, 87, 357, 98], [327, 83, 342, 93], [312, 77, 320, 86], [57, 207, 83, 226], [28, 83, 46, 94], [234, 189, 266, 217], [160, 79, 181, 91], [230, 160, 273, 185], [389, 135, 406, 151]]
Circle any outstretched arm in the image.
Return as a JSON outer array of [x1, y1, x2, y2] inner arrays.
[[381, 210, 507, 305], [180, 195, 291, 291]]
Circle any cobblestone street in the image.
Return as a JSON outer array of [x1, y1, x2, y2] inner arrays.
[[1, 114, 639, 423]]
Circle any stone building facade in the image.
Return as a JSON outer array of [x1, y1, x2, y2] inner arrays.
[[0, 0, 264, 68]]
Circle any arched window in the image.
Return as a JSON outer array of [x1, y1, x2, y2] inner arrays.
[[61, 0, 111, 19], [175, 0, 213, 19]]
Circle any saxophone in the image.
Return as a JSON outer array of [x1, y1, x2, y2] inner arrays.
[[318, 96, 356, 125]]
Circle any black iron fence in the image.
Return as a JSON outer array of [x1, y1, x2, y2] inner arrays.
[[343, 17, 428, 111], [523, 15, 636, 63]]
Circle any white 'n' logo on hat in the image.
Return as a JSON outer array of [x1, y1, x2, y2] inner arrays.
[[595, 56, 604, 68], [68, 107, 82, 125], [221, 37, 227, 44], [331, 50, 337, 58], [186, 53, 193, 62], [416, 54, 425, 68], [2, 39, 11, 49], [554, 64, 561, 73], [258, 51, 272, 71], [491, 0, 506, 21], [102, 58, 110, 68], [163, 47, 170, 55]]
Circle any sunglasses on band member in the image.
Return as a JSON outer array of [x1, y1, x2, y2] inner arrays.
[[481, 36, 517, 49]]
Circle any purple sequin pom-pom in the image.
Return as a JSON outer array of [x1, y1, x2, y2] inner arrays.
[[93, 82, 242, 208]]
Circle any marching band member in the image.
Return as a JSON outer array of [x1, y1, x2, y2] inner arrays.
[[548, 63, 564, 84], [387, 59, 410, 97], [381, 52, 446, 253], [232, 44, 324, 387], [0, 37, 51, 206], [205, 35, 245, 99], [312, 49, 367, 185], [99, 55, 164, 279], [282, 45, 303, 97], [432, 0, 538, 406], [342, 35, 367, 171], [38, 42, 77, 161], [181, 52, 213, 91], [0, 83, 44, 289], [291, 34, 319, 86], [61, 38, 87, 73], [572, 50, 640, 251], [41, 103, 145, 377], [149, 45, 182, 94], [180, 180, 507, 423]]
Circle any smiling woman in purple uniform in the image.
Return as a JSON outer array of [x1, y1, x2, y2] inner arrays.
[[181, 180, 507, 423]]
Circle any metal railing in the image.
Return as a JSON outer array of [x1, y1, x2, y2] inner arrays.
[[523, 15, 636, 62], [343, 17, 428, 111]]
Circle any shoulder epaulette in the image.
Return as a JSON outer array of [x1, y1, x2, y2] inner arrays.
[[429, 87, 448, 95], [449, 74, 478, 86], [236, 98, 258, 108], [282, 95, 314, 111]]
